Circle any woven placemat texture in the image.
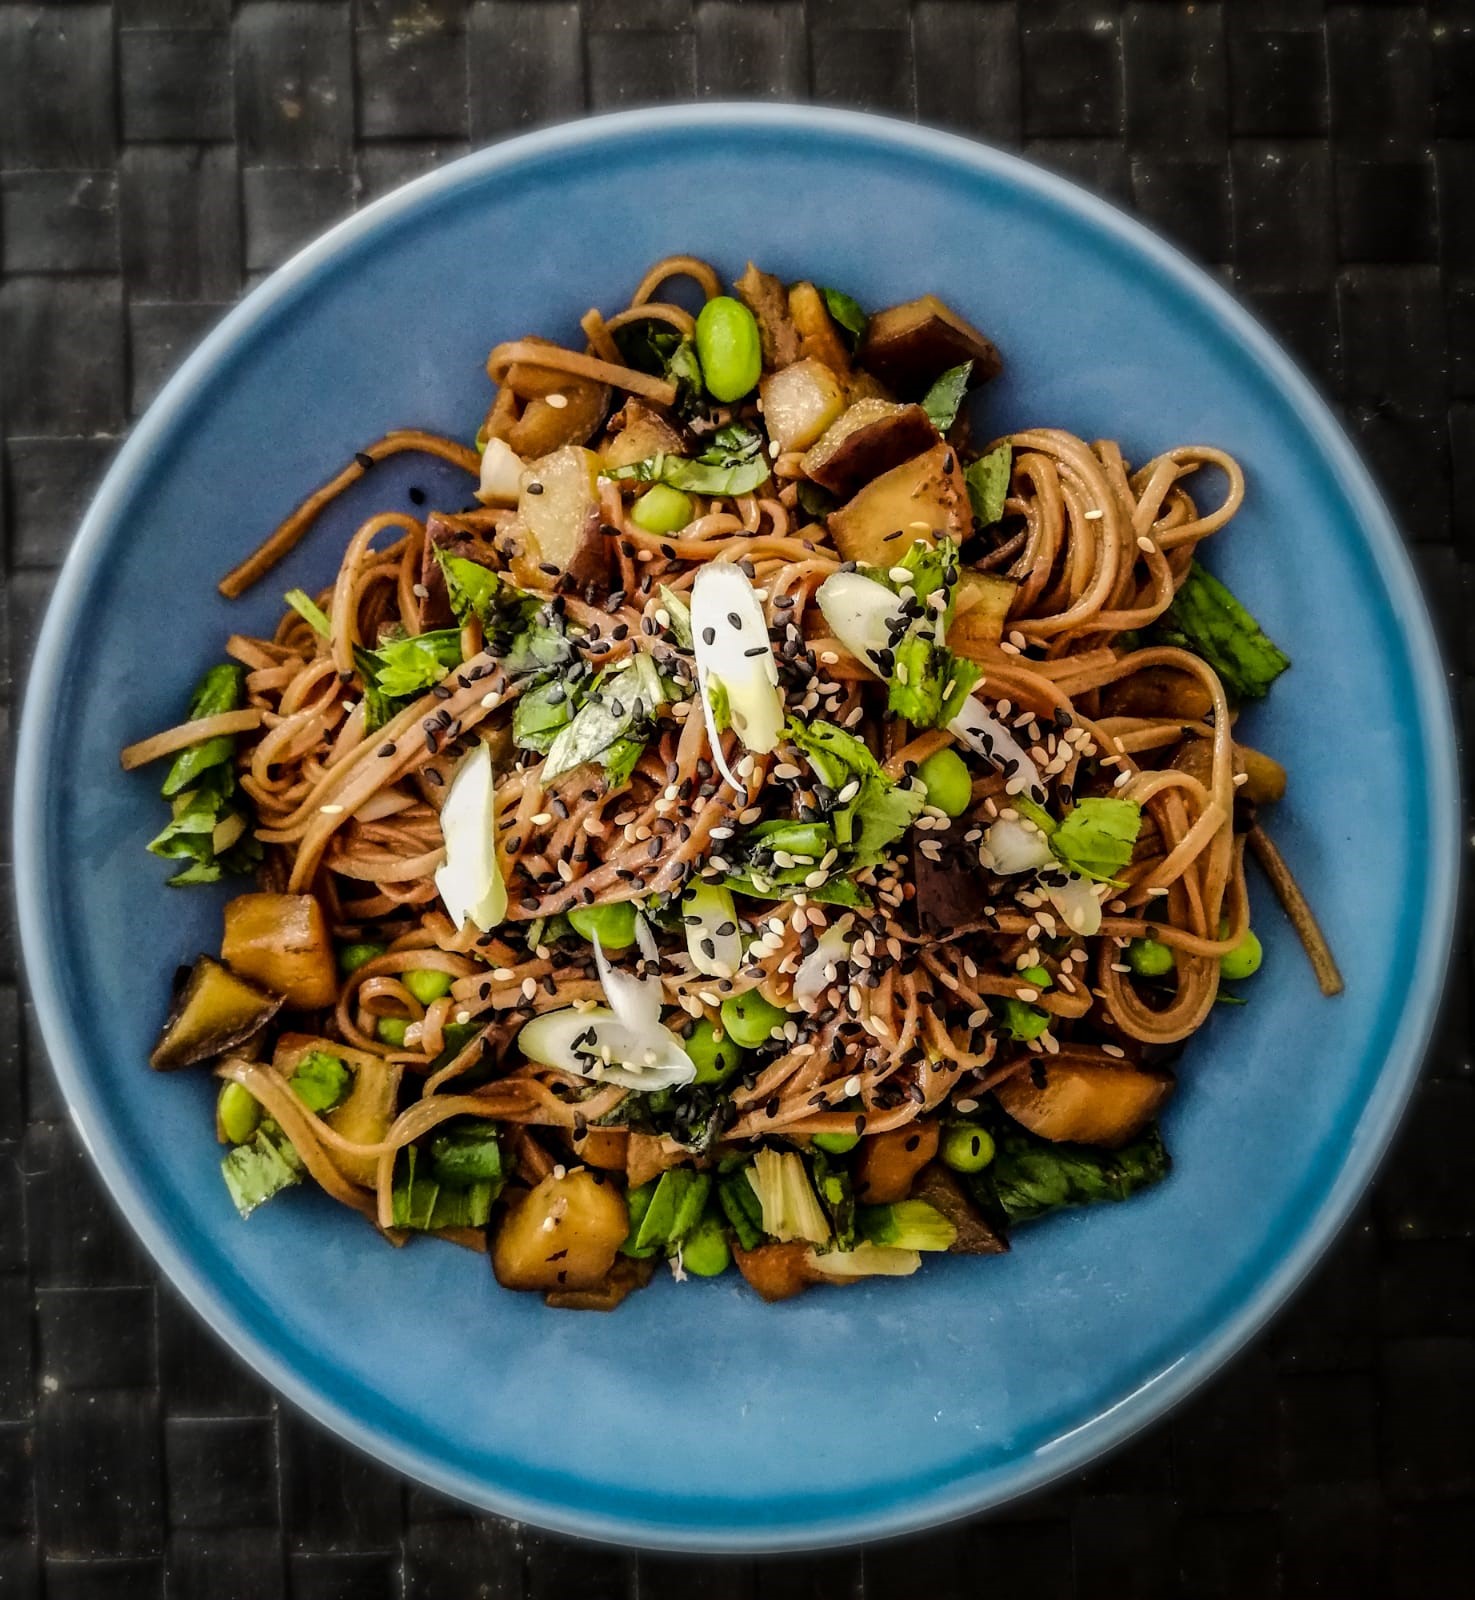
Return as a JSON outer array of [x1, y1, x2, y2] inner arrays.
[[1, 3, 1471, 1595]]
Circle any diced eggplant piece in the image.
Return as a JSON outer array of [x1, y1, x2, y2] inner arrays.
[[912, 839, 990, 936], [1235, 743, 1286, 805], [500, 335, 611, 456], [569, 1125, 629, 1172], [1101, 667, 1214, 721], [626, 1130, 685, 1190], [150, 954, 282, 1071], [601, 400, 687, 470], [545, 1254, 655, 1312], [859, 294, 1003, 399], [950, 569, 1017, 655], [273, 1032, 400, 1187], [854, 1122, 940, 1204], [844, 369, 894, 405], [492, 1169, 629, 1292], [911, 1163, 1009, 1254], [827, 443, 972, 567], [732, 1240, 813, 1302], [759, 358, 847, 454], [787, 281, 852, 372], [419, 511, 499, 629], [995, 1057, 1174, 1149], [734, 261, 801, 370], [800, 399, 938, 498], [508, 445, 610, 592], [221, 892, 337, 1011]]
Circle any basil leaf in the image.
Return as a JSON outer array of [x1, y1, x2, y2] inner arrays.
[[1148, 562, 1290, 701], [284, 589, 332, 638], [428, 1118, 504, 1189], [820, 287, 868, 348], [513, 678, 576, 754], [542, 653, 665, 781], [434, 551, 572, 674], [965, 444, 1012, 526], [608, 425, 771, 497], [920, 361, 972, 433]]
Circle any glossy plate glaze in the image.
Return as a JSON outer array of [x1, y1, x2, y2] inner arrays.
[[14, 107, 1458, 1552]]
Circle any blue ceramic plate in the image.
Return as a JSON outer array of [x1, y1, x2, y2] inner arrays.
[[15, 107, 1458, 1552]]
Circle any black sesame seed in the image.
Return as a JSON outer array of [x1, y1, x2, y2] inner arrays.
[[354, 451, 375, 470]]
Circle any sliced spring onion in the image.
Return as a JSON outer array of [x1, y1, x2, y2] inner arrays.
[[747, 1148, 830, 1245], [433, 742, 507, 932], [1040, 871, 1104, 937], [690, 562, 783, 789], [804, 1243, 921, 1278], [516, 1007, 695, 1093], [980, 816, 1103, 936], [681, 881, 742, 978], [792, 918, 853, 1008], [946, 695, 1045, 802], [815, 569, 909, 670], [477, 437, 524, 506], [592, 912, 663, 1033]]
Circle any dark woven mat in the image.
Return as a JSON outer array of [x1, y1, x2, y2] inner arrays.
[[1, 3, 1471, 1595]]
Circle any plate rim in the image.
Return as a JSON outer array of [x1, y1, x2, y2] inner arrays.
[[12, 102, 1461, 1553]]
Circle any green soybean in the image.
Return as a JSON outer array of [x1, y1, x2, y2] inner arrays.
[[1127, 937, 1175, 978], [1020, 964, 1052, 990], [681, 1211, 732, 1276], [684, 1019, 745, 1085], [631, 484, 695, 534], [917, 747, 973, 817], [568, 900, 638, 950], [217, 1081, 261, 1146], [940, 1123, 995, 1173], [404, 968, 453, 1005], [338, 940, 385, 974], [719, 990, 787, 1049], [812, 1130, 860, 1155], [695, 296, 761, 402], [1220, 927, 1262, 981], [376, 1016, 410, 1047]]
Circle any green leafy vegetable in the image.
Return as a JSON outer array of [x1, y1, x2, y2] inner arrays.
[[606, 423, 771, 497], [785, 717, 926, 869], [705, 674, 731, 733], [1148, 561, 1290, 701], [965, 444, 1012, 526], [968, 1119, 1171, 1224], [612, 325, 704, 417], [513, 677, 578, 754], [543, 652, 666, 782], [796, 481, 838, 519], [920, 362, 972, 433], [354, 629, 463, 730], [626, 1168, 712, 1258], [148, 665, 261, 886], [427, 1118, 504, 1190], [221, 1119, 304, 1218], [860, 538, 982, 729], [284, 588, 332, 639], [1050, 797, 1142, 884], [161, 664, 246, 798], [811, 1151, 856, 1252], [391, 1146, 496, 1230], [288, 1050, 352, 1114], [820, 286, 867, 348], [435, 552, 571, 675], [657, 584, 693, 649], [600, 735, 647, 789]]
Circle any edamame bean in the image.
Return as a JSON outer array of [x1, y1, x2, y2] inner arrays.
[[940, 1123, 995, 1173], [812, 1130, 860, 1155], [568, 900, 638, 950], [917, 747, 973, 817], [1020, 963, 1052, 990], [376, 1016, 409, 1047], [1127, 937, 1175, 978], [695, 296, 761, 402], [404, 968, 452, 1004], [684, 1019, 745, 1085], [680, 1211, 732, 1276], [1220, 927, 1262, 981], [338, 940, 385, 974], [719, 990, 787, 1049], [631, 484, 694, 535], [217, 1081, 261, 1146]]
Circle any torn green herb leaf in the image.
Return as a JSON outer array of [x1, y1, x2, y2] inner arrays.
[[1148, 562, 1290, 701], [920, 362, 972, 433], [965, 444, 1012, 527]]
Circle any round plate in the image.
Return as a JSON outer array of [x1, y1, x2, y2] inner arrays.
[[14, 106, 1458, 1552]]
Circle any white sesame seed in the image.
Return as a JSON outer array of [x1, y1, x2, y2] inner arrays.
[[319, 803, 344, 814], [1136, 535, 1156, 553], [1083, 507, 1104, 520], [1233, 771, 1249, 786], [545, 393, 569, 409], [480, 691, 501, 709], [1101, 1042, 1126, 1058], [844, 1074, 862, 1098]]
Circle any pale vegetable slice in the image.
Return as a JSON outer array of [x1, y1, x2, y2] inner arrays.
[[433, 742, 507, 932], [681, 881, 741, 978], [592, 927, 662, 1034], [1041, 871, 1104, 937], [792, 919, 853, 1007], [690, 562, 783, 790], [747, 1149, 831, 1245], [516, 1006, 695, 1092], [946, 695, 1045, 802], [979, 816, 1055, 876], [477, 437, 524, 506], [804, 1243, 921, 1278], [815, 569, 908, 672]]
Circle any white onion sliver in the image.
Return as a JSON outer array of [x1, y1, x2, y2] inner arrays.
[[681, 882, 741, 977], [1043, 873, 1103, 937], [593, 932, 661, 1034], [433, 742, 507, 932], [476, 437, 524, 506], [792, 919, 853, 1007], [690, 564, 783, 787], [979, 817, 1055, 876], [815, 570, 907, 668], [516, 1007, 695, 1092], [946, 696, 1046, 801]]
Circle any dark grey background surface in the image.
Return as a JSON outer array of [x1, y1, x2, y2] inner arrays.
[[1, 3, 1472, 1596]]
